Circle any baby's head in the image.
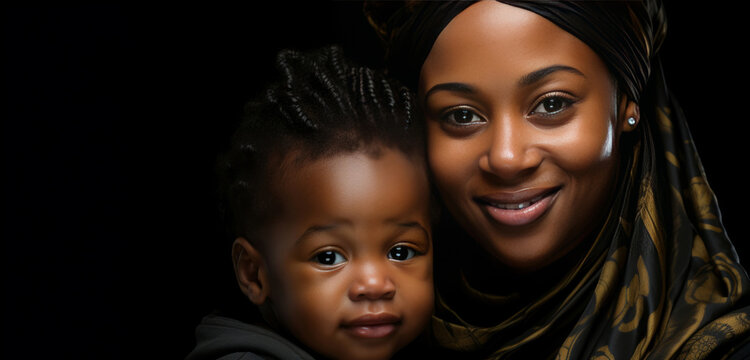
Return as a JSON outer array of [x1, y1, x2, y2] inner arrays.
[[220, 46, 433, 360]]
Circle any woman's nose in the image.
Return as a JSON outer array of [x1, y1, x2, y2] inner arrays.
[[348, 261, 396, 301], [479, 117, 542, 180]]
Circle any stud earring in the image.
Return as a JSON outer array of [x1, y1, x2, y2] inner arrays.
[[627, 117, 637, 127]]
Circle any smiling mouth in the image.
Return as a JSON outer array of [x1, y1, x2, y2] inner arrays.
[[482, 191, 551, 210], [475, 187, 561, 226]]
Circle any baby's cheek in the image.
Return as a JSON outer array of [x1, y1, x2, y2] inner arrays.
[[400, 264, 435, 322], [271, 267, 335, 328], [404, 280, 435, 342]]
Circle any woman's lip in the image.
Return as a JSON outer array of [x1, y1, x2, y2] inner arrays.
[[477, 187, 560, 204], [341, 313, 400, 339], [475, 187, 561, 226]]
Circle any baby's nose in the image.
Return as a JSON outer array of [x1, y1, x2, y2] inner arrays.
[[348, 261, 396, 301]]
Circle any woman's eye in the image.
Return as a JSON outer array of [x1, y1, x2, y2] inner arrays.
[[531, 96, 573, 116], [387, 245, 417, 261], [313, 250, 346, 266], [442, 107, 484, 125]]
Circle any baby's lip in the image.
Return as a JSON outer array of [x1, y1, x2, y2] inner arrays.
[[341, 313, 401, 339], [342, 313, 400, 327]]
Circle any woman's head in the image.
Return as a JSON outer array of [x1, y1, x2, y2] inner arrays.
[[367, 0, 666, 271], [422, 1, 641, 270]]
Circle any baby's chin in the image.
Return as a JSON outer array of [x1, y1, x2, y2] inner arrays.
[[301, 328, 407, 360], [321, 344, 401, 360]]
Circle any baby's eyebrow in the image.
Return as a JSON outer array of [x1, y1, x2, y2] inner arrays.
[[296, 222, 349, 244], [295, 220, 430, 244], [389, 221, 430, 238]]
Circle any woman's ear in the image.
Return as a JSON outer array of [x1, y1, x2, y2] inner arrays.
[[619, 99, 640, 132], [232, 237, 270, 305]]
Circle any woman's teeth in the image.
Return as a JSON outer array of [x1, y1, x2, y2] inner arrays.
[[489, 194, 546, 210]]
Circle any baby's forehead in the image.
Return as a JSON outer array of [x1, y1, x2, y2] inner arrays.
[[272, 144, 426, 182], [250, 144, 430, 246], [263, 147, 427, 218]]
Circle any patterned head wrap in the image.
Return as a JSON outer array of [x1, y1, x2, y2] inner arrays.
[[365, 1, 750, 358]]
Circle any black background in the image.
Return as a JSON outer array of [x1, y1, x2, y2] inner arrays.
[[3, 2, 747, 358]]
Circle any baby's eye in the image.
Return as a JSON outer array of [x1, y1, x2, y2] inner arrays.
[[387, 245, 417, 261], [530, 95, 574, 116], [313, 250, 346, 266], [442, 107, 485, 126]]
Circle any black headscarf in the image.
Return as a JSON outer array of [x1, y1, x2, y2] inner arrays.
[[368, 0, 665, 103], [365, 1, 750, 358]]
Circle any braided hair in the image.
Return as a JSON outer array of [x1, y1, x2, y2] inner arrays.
[[219, 45, 422, 242]]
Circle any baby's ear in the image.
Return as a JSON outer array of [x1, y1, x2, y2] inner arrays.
[[232, 237, 270, 305]]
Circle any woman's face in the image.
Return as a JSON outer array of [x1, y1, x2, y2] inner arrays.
[[420, 1, 629, 271]]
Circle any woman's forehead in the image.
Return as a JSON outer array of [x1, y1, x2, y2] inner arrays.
[[421, 1, 607, 91]]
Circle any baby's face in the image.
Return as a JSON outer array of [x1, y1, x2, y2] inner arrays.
[[262, 148, 433, 360]]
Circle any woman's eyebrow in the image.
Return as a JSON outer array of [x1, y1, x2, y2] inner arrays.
[[518, 65, 585, 87], [423, 82, 476, 101], [423, 66, 583, 100]]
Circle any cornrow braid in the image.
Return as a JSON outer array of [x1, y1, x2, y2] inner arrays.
[[218, 45, 423, 241]]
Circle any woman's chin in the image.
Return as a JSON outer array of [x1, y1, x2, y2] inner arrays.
[[477, 233, 577, 273]]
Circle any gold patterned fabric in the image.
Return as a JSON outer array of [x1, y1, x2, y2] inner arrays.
[[365, 1, 750, 358]]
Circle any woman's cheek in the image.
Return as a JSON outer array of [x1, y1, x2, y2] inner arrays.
[[427, 130, 474, 199], [551, 117, 616, 173]]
